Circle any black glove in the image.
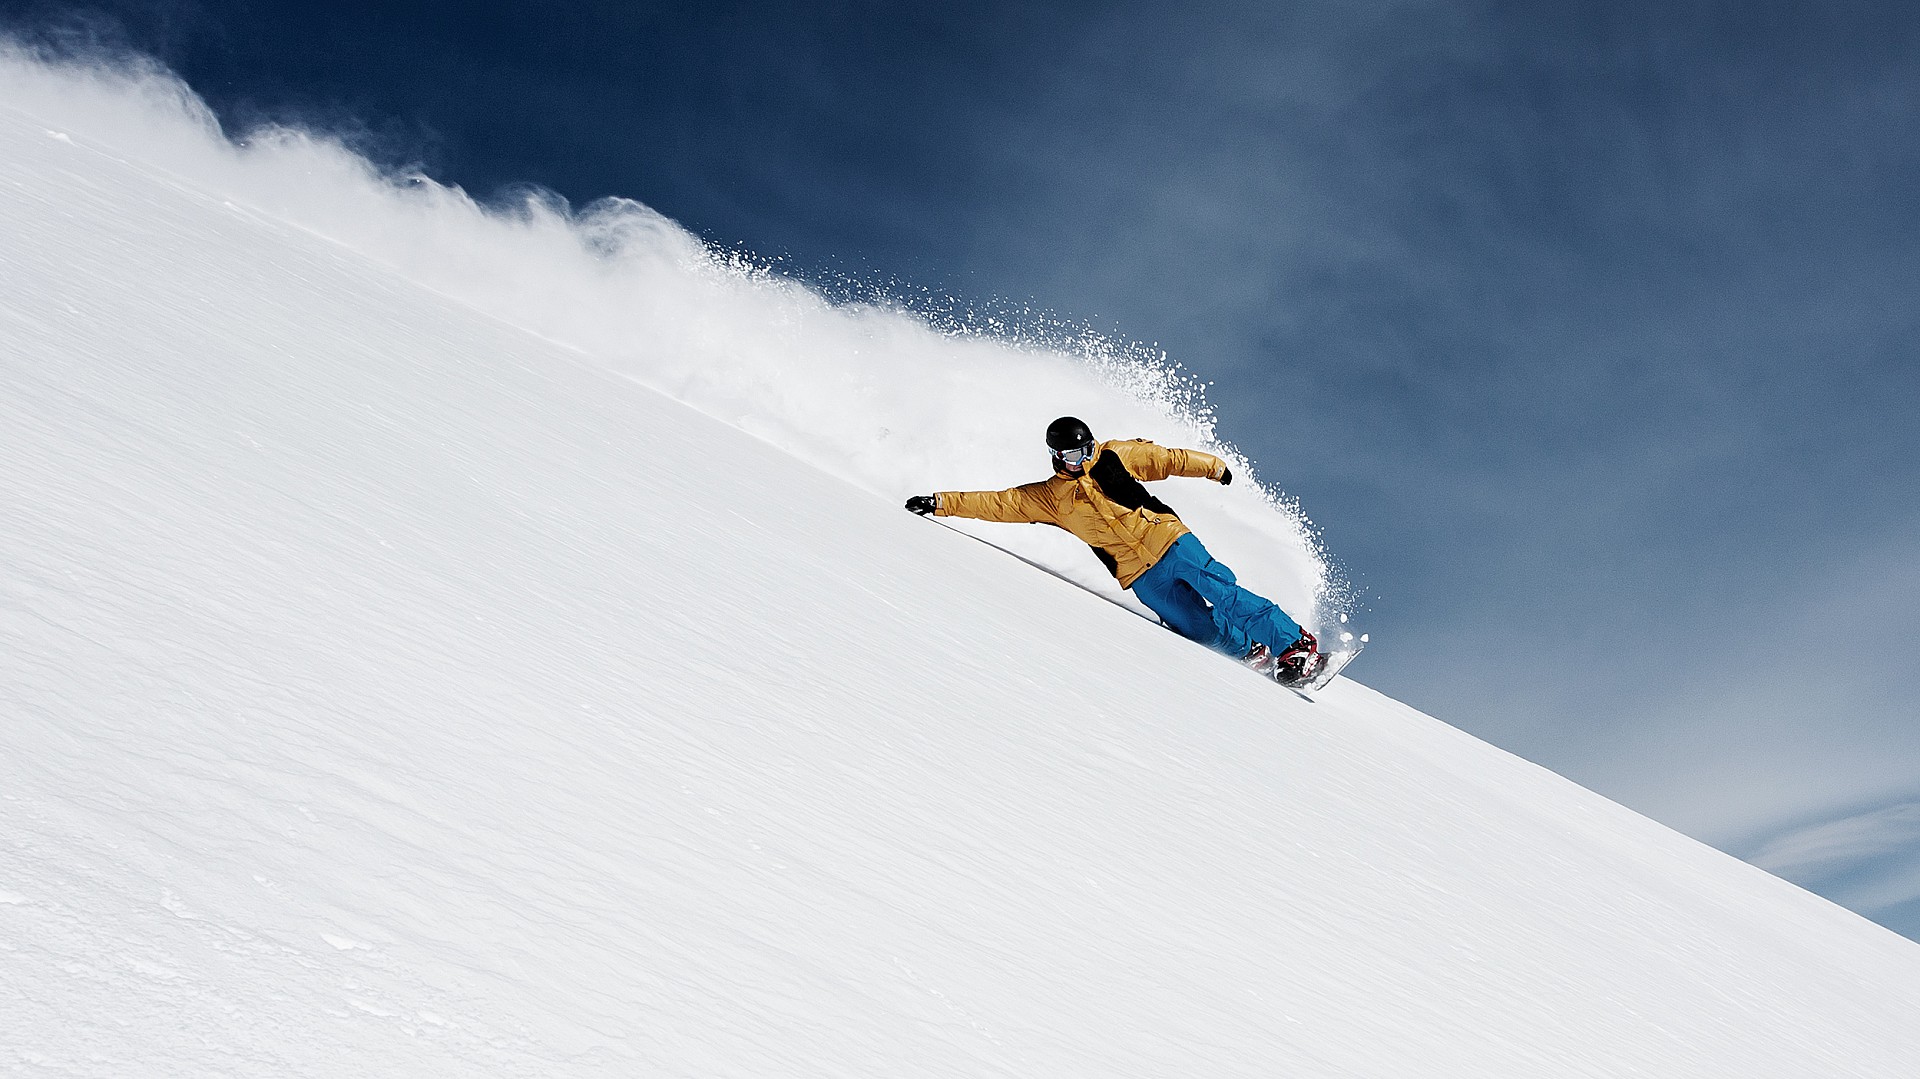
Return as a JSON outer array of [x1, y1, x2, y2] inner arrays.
[[905, 494, 937, 515], [1219, 467, 1234, 486]]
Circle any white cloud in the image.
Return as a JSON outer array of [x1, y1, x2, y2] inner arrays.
[[1750, 802, 1920, 879], [1748, 802, 1920, 918]]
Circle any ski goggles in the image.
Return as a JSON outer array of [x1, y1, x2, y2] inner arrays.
[[1053, 442, 1096, 468]]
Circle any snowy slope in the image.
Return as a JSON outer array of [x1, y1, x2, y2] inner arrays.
[[5, 52, 1920, 1078]]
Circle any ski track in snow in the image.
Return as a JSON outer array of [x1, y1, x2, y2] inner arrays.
[[3, 51, 1920, 1078]]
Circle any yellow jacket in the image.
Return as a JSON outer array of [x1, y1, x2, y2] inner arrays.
[[934, 439, 1228, 587]]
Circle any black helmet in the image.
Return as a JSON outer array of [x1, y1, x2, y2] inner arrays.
[[1045, 416, 1094, 451], [1046, 416, 1096, 474]]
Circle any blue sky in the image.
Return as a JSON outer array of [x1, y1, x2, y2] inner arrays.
[[6, 0, 1918, 940]]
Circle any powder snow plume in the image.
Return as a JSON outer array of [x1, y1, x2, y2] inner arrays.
[[0, 41, 1342, 626]]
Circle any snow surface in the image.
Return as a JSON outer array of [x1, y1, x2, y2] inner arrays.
[[4, 50, 1920, 1077]]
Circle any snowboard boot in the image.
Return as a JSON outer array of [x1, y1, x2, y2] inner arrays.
[[1242, 641, 1279, 677]]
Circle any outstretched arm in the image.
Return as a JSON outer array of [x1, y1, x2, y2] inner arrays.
[[904, 482, 1058, 525], [1105, 439, 1230, 483]]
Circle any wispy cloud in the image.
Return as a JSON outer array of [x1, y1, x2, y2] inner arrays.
[[1749, 802, 1920, 928], [1751, 803, 1920, 880]]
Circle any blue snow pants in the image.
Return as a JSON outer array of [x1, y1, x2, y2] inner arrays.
[[1129, 533, 1304, 659]]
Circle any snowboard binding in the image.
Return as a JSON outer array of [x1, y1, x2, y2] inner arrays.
[[1271, 632, 1325, 688]]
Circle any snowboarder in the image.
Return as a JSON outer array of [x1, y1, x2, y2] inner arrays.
[[905, 416, 1322, 684]]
